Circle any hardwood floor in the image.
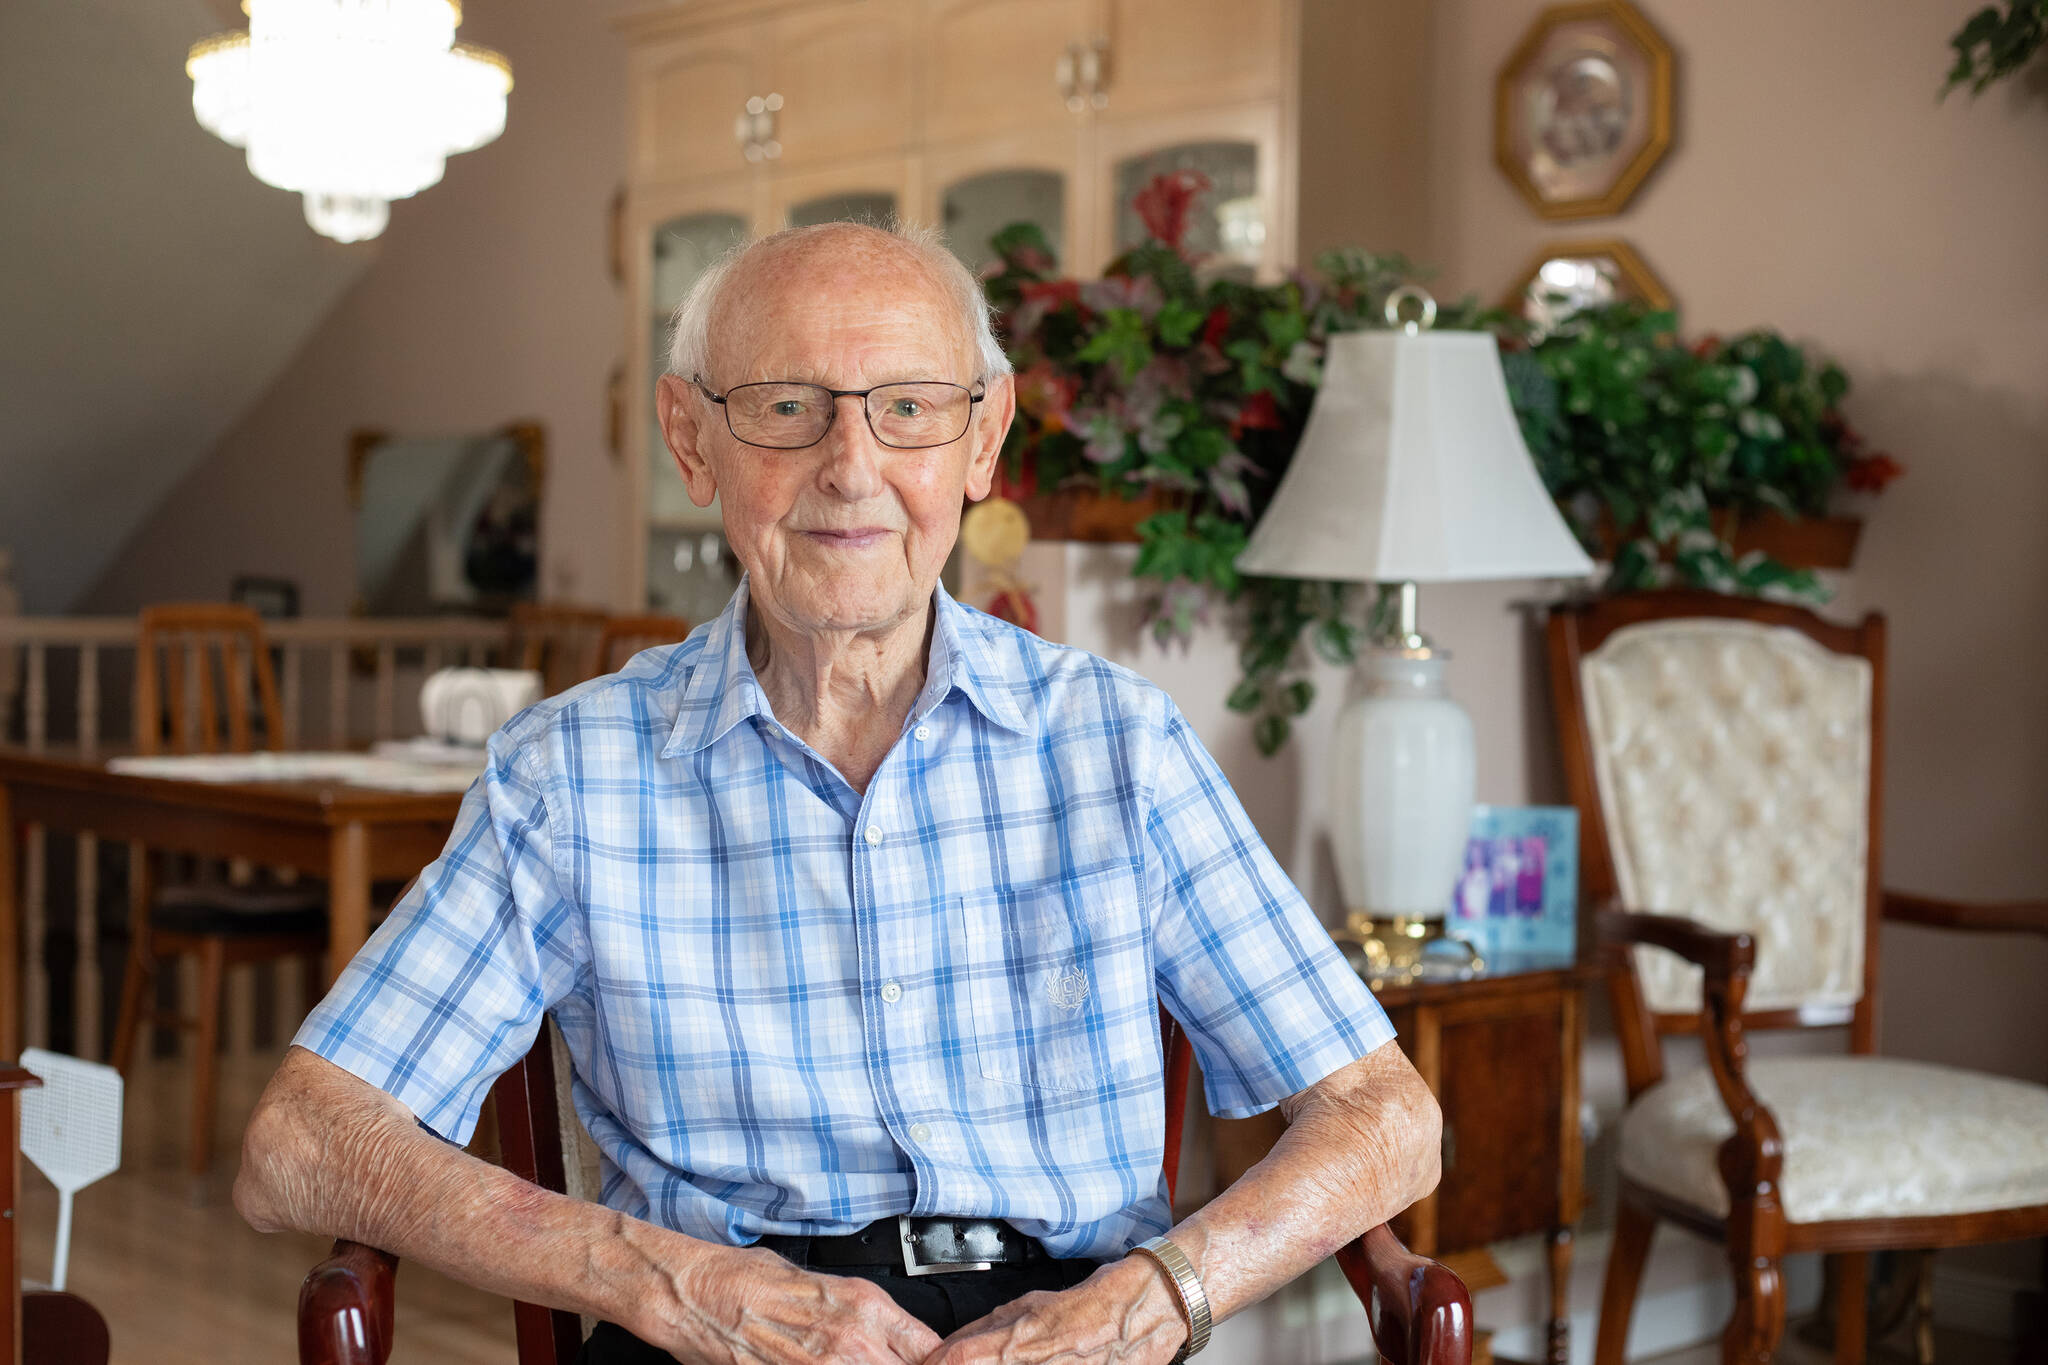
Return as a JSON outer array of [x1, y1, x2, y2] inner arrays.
[[16, 1041, 516, 1363]]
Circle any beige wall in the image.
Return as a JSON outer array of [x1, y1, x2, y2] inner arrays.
[[83, 0, 635, 616], [1415, 0, 2048, 1084], [92, 0, 2046, 1337]]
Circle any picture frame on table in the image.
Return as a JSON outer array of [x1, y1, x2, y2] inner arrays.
[[1446, 805, 1579, 965]]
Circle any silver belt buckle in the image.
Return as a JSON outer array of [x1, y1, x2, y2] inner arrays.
[[898, 1215, 994, 1277]]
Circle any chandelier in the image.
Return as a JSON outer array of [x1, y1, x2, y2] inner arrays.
[[187, 0, 512, 243]]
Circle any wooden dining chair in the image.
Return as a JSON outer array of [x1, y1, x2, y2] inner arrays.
[[591, 612, 692, 676], [1547, 590, 2048, 1365], [112, 603, 329, 1175], [298, 1008, 1474, 1365], [510, 602, 610, 696]]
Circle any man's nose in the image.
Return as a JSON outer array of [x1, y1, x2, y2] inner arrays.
[[816, 393, 886, 500]]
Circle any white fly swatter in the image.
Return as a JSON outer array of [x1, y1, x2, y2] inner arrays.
[[19, 1048, 124, 1292]]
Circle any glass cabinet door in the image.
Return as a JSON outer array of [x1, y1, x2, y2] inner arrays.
[[645, 211, 747, 616], [942, 169, 1066, 272], [787, 191, 898, 227], [1110, 140, 1261, 278]]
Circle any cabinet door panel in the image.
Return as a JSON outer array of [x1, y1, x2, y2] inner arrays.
[[770, 4, 917, 168], [635, 29, 762, 185], [768, 158, 916, 231], [926, 0, 1093, 143], [1433, 1001, 1564, 1251], [1096, 104, 1289, 277], [926, 128, 1088, 273], [1099, 0, 1289, 117], [623, 177, 763, 609]]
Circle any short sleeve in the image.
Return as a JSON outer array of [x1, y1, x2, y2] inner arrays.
[[293, 736, 585, 1144], [1145, 702, 1394, 1119]]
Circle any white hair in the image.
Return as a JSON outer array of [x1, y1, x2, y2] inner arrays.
[[664, 220, 1012, 385]]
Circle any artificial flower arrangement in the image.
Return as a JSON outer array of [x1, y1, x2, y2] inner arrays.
[[984, 171, 1901, 754]]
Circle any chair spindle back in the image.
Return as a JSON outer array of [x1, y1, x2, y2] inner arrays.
[[134, 604, 284, 757]]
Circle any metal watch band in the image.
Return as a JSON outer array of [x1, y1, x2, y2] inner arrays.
[[1130, 1235, 1212, 1363]]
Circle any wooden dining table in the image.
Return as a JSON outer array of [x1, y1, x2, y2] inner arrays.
[[0, 747, 466, 1059]]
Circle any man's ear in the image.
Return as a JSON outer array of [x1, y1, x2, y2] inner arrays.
[[962, 371, 1017, 504], [657, 374, 719, 508]]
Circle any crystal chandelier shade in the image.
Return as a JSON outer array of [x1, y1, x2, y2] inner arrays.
[[187, 0, 512, 243]]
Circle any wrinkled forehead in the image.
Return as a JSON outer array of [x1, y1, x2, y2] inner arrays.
[[707, 240, 977, 385]]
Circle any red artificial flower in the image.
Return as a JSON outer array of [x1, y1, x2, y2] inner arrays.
[[1015, 361, 1079, 434], [993, 461, 1038, 500], [1229, 390, 1282, 439], [1200, 305, 1231, 351], [1132, 169, 1213, 255], [1691, 333, 1723, 360], [1845, 453, 1905, 493], [1020, 279, 1083, 311]]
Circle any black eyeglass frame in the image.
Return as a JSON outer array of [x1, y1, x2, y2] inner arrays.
[[692, 376, 987, 451]]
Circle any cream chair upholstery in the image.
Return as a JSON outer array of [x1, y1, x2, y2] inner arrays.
[[1582, 619, 1871, 1016], [1619, 1056, 2048, 1224]]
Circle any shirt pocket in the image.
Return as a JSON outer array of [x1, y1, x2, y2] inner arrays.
[[956, 864, 1153, 1094]]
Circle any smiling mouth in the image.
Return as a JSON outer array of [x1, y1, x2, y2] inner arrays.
[[801, 528, 894, 549]]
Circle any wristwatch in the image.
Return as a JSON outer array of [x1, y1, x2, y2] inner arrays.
[[1130, 1235, 1211, 1363]]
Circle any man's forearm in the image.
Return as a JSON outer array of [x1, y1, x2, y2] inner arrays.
[[235, 1045, 712, 1343], [1152, 1037, 1441, 1324]]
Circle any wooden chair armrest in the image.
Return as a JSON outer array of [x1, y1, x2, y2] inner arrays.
[[1883, 890, 2048, 937], [1594, 909, 1782, 1213], [1592, 907, 1755, 981], [1334, 1223, 1472, 1365], [298, 1239, 399, 1365]]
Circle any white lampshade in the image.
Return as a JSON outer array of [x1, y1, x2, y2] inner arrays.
[[1236, 325, 1591, 981], [1236, 330, 1593, 583]]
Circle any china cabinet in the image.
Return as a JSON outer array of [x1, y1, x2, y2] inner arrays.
[[613, 0, 1429, 609]]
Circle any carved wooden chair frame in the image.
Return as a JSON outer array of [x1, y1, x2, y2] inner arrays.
[[1547, 590, 2048, 1365]]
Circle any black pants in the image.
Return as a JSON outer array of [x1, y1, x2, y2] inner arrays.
[[577, 1256, 1101, 1363]]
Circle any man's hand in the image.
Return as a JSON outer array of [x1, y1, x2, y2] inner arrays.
[[643, 1243, 944, 1365], [921, 1256, 1186, 1365]]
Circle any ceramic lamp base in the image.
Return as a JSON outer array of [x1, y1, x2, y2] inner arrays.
[[1338, 911, 1484, 988]]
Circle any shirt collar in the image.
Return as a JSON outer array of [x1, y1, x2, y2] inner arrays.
[[663, 575, 1029, 758]]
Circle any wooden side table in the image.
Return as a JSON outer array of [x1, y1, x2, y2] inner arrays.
[[1214, 952, 1598, 1365], [1380, 958, 1598, 1365]]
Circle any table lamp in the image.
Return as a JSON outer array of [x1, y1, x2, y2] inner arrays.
[[1236, 289, 1593, 983]]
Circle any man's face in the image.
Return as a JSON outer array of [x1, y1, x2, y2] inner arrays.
[[656, 239, 1014, 640]]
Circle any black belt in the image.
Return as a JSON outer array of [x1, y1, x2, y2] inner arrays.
[[756, 1215, 1045, 1277]]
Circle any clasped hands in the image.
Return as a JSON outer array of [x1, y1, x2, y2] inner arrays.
[[658, 1243, 1190, 1365]]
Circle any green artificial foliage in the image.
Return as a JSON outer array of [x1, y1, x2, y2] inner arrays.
[[1944, 0, 2048, 96], [985, 198, 1898, 755]]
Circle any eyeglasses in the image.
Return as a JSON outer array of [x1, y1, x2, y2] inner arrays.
[[693, 377, 985, 451]]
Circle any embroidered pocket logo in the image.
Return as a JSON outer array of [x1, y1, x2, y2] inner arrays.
[[1046, 965, 1089, 1013]]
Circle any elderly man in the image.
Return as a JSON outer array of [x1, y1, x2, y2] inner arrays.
[[236, 222, 1440, 1365]]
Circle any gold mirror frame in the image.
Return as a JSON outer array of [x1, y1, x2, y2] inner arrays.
[[1495, 0, 1675, 221], [1505, 237, 1673, 323]]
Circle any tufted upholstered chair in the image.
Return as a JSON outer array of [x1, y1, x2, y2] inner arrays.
[[296, 1009, 1473, 1365], [1547, 591, 2048, 1365]]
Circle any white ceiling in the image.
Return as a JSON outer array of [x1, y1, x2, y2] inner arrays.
[[0, 0, 374, 610]]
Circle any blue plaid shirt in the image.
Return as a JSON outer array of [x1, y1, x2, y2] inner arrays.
[[297, 578, 1393, 1260]]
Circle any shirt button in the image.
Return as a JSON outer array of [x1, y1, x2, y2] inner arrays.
[[864, 825, 884, 847], [913, 724, 931, 742], [880, 980, 903, 1004], [909, 1123, 932, 1144]]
